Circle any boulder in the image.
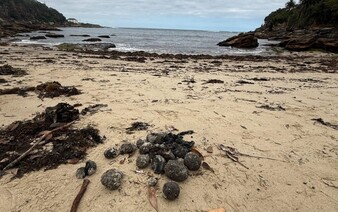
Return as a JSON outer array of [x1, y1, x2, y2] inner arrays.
[[218, 33, 259, 48], [315, 38, 338, 53], [45, 33, 64, 38], [280, 35, 316, 51], [98, 35, 110, 38], [30, 36, 46, 40], [83, 38, 102, 42], [70, 34, 90, 37]]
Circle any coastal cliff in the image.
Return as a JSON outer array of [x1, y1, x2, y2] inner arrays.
[[0, 0, 101, 38], [0, 0, 66, 37], [255, 0, 338, 52]]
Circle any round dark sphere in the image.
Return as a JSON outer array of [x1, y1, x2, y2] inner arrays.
[[104, 147, 119, 159], [151, 155, 166, 174], [184, 152, 202, 171], [119, 143, 137, 155], [85, 160, 97, 176], [136, 154, 150, 169], [139, 142, 153, 154], [136, 139, 146, 148], [163, 181, 180, 200], [146, 132, 167, 144], [75, 167, 86, 179], [148, 177, 158, 187], [164, 160, 188, 182], [172, 145, 189, 158], [101, 169, 124, 190]]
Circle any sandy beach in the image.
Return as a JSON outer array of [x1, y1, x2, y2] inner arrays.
[[0, 44, 338, 212]]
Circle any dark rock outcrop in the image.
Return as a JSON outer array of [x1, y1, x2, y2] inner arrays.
[[45, 33, 64, 38], [83, 38, 102, 42], [252, 0, 338, 53], [98, 35, 110, 38], [57, 43, 116, 52], [279, 34, 317, 51], [30, 36, 46, 40], [218, 33, 259, 49], [70, 34, 91, 37]]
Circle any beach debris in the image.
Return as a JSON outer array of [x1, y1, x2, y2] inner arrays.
[[70, 179, 90, 212], [147, 186, 159, 212], [45, 103, 79, 124], [0, 104, 103, 178], [104, 147, 119, 159], [2, 121, 75, 173], [163, 181, 180, 200], [218, 145, 249, 169], [119, 143, 137, 155], [76, 167, 86, 179], [190, 147, 204, 160], [203, 79, 224, 84], [184, 152, 202, 171], [177, 130, 194, 136], [136, 154, 151, 169], [249, 77, 269, 81], [36, 81, 80, 99], [256, 104, 286, 111], [164, 159, 188, 182], [81, 104, 108, 115], [236, 80, 254, 85], [312, 118, 338, 130], [126, 122, 151, 134], [101, 169, 124, 190], [136, 138, 146, 148], [206, 146, 213, 153], [151, 155, 166, 174], [218, 144, 284, 169], [85, 160, 97, 176], [148, 177, 158, 187], [0, 64, 27, 75], [139, 142, 153, 154], [0, 86, 35, 96], [201, 162, 215, 173]]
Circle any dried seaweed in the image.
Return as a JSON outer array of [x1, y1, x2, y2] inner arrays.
[[126, 122, 151, 134], [312, 118, 338, 130], [0, 103, 103, 178]]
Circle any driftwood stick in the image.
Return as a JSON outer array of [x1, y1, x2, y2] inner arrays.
[[3, 121, 75, 171], [70, 179, 90, 212]]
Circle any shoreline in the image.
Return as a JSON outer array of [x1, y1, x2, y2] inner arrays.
[[0, 44, 338, 212]]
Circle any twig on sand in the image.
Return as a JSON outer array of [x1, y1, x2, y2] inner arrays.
[[70, 179, 90, 212], [312, 118, 338, 130], [2, 121, 75, 171], [218, 144, 286, 169], [218, 145, 249, 169]]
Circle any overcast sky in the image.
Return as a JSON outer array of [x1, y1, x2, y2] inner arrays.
[[39, 0, 289, 31]]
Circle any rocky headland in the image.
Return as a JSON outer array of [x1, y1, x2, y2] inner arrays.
[[0, 0, 101, 39], [219, 0, 338, 53]]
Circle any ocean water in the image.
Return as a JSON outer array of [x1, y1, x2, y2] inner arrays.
[[15, 27, 278, 56]]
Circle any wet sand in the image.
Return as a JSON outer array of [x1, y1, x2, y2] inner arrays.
[[0, 44, 338, 212]]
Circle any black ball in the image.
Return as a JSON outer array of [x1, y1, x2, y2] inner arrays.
[[163, 181, 180, 200]]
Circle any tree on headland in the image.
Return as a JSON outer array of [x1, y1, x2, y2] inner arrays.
[[264, 0, 338, 29], [285, 0, 296, 10]]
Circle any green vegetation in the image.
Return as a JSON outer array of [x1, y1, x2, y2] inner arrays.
[[0, 0, 66, 24], [264, 0, 338, 30]]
